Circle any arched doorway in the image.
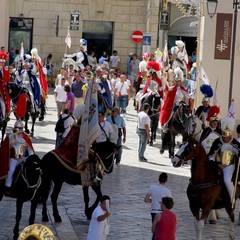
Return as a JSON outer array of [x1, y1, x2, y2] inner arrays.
[[168, 16, 198, 57]]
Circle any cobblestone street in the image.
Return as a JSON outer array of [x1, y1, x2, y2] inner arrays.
[[0, 89, 240, 240]]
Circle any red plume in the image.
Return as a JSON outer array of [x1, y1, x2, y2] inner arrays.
[[146, 61, 160, 72], [206, 105, 220, 121]]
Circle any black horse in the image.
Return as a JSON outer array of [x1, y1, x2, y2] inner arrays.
[[7, 82, 45, 137], [160, 101, 189, 158], [142, 93, 162, 146], [40, 124, 116, 222], [0, 154, 42, 240]]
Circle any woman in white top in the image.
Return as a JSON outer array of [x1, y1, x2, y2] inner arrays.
[[114, 74, 129, 114]]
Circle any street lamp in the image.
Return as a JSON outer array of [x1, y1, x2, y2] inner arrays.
[[206, 0, 218, 18], [207, 0, 240, 107]]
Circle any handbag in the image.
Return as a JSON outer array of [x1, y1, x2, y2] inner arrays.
[[116, 82, 124, 98]]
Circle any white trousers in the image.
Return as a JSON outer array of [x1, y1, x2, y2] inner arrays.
[[5, 158, 21, 187], [223, 165, 235, 201]]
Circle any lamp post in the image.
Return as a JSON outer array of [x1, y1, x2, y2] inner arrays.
[[206, 0, 240, 107]]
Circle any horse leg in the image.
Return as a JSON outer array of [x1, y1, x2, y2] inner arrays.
[[83, 185, 91, 219], [41, 177, 51, 222], [24, 113, 30, 134], [29, 199, 38, 225], [30, 112, 37, 137], [13, 198, 24, 240], [194, 219, 204, 240], [229, 218, 235, 240], [169, 134, 175, 158], [208, 210, 218, 224], [51, 181, 63, 222]]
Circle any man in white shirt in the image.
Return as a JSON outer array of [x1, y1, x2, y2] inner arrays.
[[54, 77, 67, 117], [137, 103, 151, 161], [144, 172, 172, 240], [87, 195, 111, 240]]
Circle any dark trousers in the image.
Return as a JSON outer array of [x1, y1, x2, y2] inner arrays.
[[151, 213, 157, 240]]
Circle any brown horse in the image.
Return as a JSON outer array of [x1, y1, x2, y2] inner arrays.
[[171, 137, 240, 240]]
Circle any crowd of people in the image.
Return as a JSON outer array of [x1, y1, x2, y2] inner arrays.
[[1, 36, 240, 239]]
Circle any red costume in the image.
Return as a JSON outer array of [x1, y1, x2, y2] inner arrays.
[[160, 85, 188, 127], [0, 51, 11, 116]]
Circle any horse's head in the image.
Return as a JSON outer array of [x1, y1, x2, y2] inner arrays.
[[7, 82, 25, 100], [185, 115, 203, 141], [151, 92, 161, 111], [24, 154, 42, 185], [171, 138, 197, 167]]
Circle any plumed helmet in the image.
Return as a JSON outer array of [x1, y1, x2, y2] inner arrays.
[[80, 39, 87, 46], [142, 52, 151, 60], [80, 39, 87, 51], [146, 61, 161, 72], [206, 105, 220, 122], [139, 60, 147, 72], [30, 47, 41, 61], [221, 117, 235, 137], [0, 51, 8, 62], [174, 67, 184, 81], [14, 120, 24, 130], [202, 97, 210, 102], [171, 46, 179, 55], [175, 40, 185, 49], [23, 54, 32, 65]]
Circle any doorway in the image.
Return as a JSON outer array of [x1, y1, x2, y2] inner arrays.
[[82, 21, 113, 61]]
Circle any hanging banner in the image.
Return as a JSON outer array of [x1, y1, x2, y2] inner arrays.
[[214, 13, 232, 60], [70, 11, 79, 31]]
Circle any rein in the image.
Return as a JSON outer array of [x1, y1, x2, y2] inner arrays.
[[21, 163, 42, 201], [190, 145, 219, 191]]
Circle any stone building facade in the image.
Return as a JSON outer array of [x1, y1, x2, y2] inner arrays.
[[2, 0, 162, 71]]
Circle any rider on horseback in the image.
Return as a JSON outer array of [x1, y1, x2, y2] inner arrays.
[[64, 39, 89, 70], [5, 120, 34, 197], [200, 105, 221, 154], [208, 117, 240, 203], [160, 67, 189, 132], [16, 54, 41, 113], [0, 51, 11, 122]]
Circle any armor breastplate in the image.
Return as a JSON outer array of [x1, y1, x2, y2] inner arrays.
[[216, 142, 237, 166], [10, 134, 28, 159], [216, 150, 235, 166]]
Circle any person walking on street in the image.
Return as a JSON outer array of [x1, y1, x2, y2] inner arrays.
[[106, 106, 126, 166], [64, 84, 75, 114], [54, 77, 67, 117], [87, 195, 111, 240], [137, 103, 151, 161], [145, 172, 172, 240], [71, 71, 85, 107], [152, 197, 177, 240]]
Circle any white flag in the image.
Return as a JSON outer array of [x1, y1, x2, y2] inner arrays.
[[65, 28, 71, 49], [227, 99, 236, 119], [162, 41, 168, 64], [198, 67, 210, 85], [183, 47, 189, 64], [19, 42, 24, 60], [77, 79, 99, 167]]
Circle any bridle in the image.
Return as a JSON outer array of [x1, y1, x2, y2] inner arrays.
[[21, 161, 42, 201]]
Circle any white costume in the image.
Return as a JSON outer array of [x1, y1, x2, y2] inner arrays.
[[5, 121, 34, 187]]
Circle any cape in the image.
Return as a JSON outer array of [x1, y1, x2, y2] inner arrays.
[[0, 68, 11, 115], [160, 85, 188, 126]]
